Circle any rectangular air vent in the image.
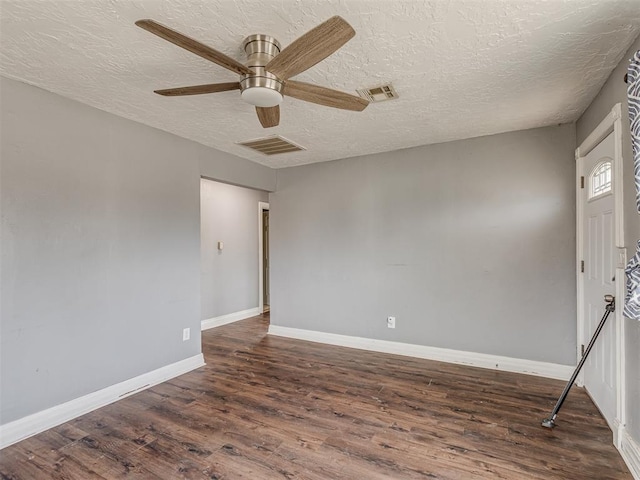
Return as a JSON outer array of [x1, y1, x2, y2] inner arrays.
[[237, 135, 306, 155], [356, 83, 399, 103]]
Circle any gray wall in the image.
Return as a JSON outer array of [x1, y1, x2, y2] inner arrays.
[[0, 77, 275, 425], [200, 154, 275, 193], [577, 35, 640, 444], [270, 124, 577, 366], [201, 178, 268, 319]]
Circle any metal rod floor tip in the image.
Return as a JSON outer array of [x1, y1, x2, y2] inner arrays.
[[541, 294, 615, 429]]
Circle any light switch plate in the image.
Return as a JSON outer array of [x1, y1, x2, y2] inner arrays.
[[617, 248, 627, 269]]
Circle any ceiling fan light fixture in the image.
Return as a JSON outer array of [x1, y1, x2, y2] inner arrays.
[[241, 86, 283, 107], [136, 16, 366, 129]]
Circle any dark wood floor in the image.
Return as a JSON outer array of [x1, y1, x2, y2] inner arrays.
[[0, 313, 631, 479]]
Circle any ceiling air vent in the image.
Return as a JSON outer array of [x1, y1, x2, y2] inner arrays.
[[237, 135, 306, 155], [356, 83, 399, 103]]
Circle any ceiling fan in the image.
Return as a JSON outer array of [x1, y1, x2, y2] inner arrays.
[[135, 16, 369, 128]]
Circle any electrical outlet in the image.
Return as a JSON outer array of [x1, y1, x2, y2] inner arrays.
[[387, 316, 396, 329], [182, 327, 190, 341]]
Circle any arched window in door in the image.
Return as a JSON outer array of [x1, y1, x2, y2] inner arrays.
[[589, 160, 612, 200]]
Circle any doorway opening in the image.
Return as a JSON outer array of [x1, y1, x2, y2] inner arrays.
[[258, 202, 270, 316], [200, 179, 270, 331]]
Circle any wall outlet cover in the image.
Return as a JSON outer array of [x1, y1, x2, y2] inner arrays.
[[182, 327, 190, 341], [387, 316, 396, 329]]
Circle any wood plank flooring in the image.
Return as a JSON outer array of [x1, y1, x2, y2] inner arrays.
[[0, 313, 631, 479]]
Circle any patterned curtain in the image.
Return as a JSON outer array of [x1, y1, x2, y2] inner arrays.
[[625, 50, 640, 320], [629, 50, 640, 212], [626, 241, 640, 320]]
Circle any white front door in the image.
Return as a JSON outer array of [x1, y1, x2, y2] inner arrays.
[[581, 131, 617, 429]]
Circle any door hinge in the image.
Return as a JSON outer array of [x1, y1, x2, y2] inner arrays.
[[580, 176, 585, 189], [581, 344, 585, 356], [580, 260, 584, 273]]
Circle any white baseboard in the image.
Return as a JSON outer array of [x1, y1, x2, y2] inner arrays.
[[0, 353, 205, 450], [620, 429, 640, 480], [201, 307, 261, 331], [268, 325, 573, 381]]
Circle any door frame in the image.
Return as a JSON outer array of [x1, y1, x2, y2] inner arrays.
[[258, 201, 270, 313], [575, 102, 626, 446]]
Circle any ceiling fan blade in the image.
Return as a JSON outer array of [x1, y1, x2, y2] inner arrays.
[[265, 16, 355, 80], [256, 106, 280, 128], [154, 82, 240, 96], [135, 19, 252, 76], [285, 80, 369, 111]]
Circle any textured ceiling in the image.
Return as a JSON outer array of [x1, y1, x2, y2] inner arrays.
[[1, 1, 639, 168]]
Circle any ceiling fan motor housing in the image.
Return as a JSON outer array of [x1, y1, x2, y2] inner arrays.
[[240, 34, 284, 107]]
